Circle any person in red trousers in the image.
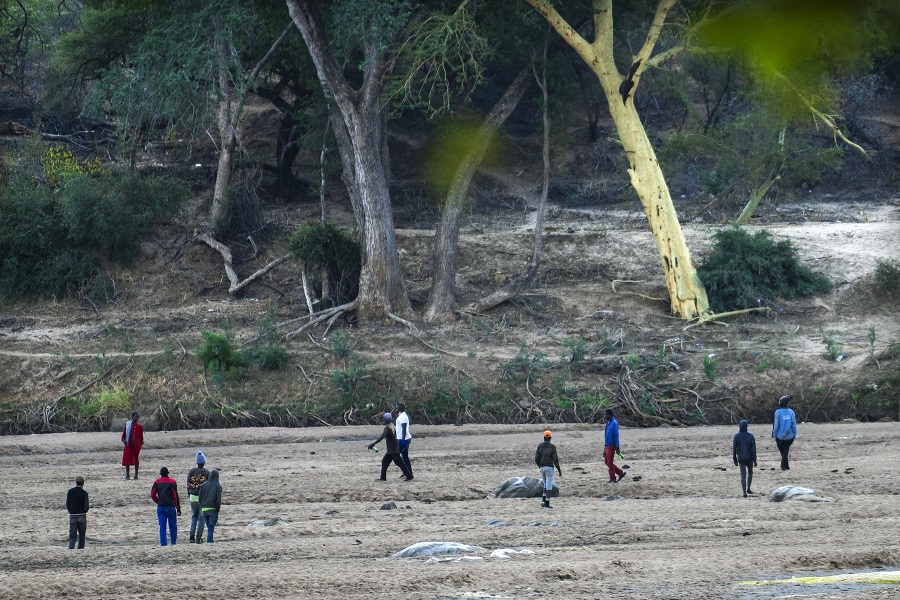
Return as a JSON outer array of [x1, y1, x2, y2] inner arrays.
[[603, 408, 627, 483]]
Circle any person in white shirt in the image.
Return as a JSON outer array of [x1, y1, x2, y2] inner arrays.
[[395, 402, 413, 477]]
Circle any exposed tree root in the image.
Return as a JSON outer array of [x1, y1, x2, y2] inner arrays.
[[283, 300, 358, 340], [611, 279, 667, 303], [195, 231, 290, 294], [682, 307, 771, 330]]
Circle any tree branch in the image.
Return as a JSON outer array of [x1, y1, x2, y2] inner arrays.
[[634, 0, 679, 78]]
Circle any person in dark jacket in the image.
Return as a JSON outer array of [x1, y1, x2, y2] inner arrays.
[[65, 476, 89, 549], [198, 468, 222, 543], [603, 408, 627, 483], [772, 394, 797, 471], [187, 451, 210, 543], [150, 467, 182, 546], [535, 430, 562, 509], [368, 413, 413, 481], [732, 420, 758, 498]]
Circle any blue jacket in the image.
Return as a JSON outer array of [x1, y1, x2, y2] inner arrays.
[[772, 408, 797, 440], [604, 418, 620, 448]]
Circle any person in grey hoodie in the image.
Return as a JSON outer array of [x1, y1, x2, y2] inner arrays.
[[197, 469, 222, 543], [732, 420, 757, 498]]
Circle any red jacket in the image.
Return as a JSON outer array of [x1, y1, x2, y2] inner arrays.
[[151, 477, 181, 510]]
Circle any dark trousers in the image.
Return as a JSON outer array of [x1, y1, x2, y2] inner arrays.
[[776, 438, 794, 470], [738, 461, 754, 494], [190, 501, 205, 541], [68, 515, 86, 549], [398, 439, 413, 475], [380, 452, 412, 480], [202, 510, 218, 543]]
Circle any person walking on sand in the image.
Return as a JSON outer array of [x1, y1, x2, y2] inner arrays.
[[198, 469, 222, 543], [65, 476, 89, 549], [368, 413, 413, 481], [772, 394, 797, 471], [187, 451, 210, 544], [150, 467, 182, 546], [121, 412, 144, 480], [535, 430, 562, 509], [395, 402, 413, 477], [603, 408, 627, 483], [732, 420, 758, 498]]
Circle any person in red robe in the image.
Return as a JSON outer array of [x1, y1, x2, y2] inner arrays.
[[121, 412, 144, 480]]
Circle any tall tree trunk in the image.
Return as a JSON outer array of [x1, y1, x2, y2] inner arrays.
[[210, 37, 237, 234], [523, 0, 709, 319], [425, 62, 534, 322], [287, 0, 411, 319]]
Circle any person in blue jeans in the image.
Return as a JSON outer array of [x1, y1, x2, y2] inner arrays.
[[772, 394, 797, 471], [150, 467, 182, 546], [198, 468, 222, 543]]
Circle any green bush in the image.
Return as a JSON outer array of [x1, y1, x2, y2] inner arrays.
[[698, 227, 831, 312], [0, 168, 186, 301], [247, 344, 288, 371], [82, 386, 131, 417], [196, 331, 246, 374], [289, 221, 360, 305], [59, 170, 187, 262], [873, 259, 900, 294]]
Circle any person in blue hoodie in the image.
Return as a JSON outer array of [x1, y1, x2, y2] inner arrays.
[[772, 394, 797, 471], [732, 420, 757, 498], [603, 408, 626, 483]]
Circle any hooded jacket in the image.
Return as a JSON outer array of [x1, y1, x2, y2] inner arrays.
[[198, 469, 222, 512], [772, 407, 797, 440], [732, 420, 757, 464]]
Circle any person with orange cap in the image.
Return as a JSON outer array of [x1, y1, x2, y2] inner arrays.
[[535, 430, 562, 509]]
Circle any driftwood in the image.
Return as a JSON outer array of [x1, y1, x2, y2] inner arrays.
[[194, 231, 290, 294]]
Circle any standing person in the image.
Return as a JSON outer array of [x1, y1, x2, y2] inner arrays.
[[187, 451, 210, 544], [732, 420, 758, 498], [603, 408, 627, 483], [150, 467, 182, 546], [395, 402, 413, 478], [198, 469, 222, 544], [367, 413, 413, 481], [121, 412, 144, 480], [535, 430, 562, 509], [772, 394, 797, 471], [65, 476, 89, 549]]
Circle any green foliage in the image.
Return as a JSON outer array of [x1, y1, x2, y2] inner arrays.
[[625, 355, 643, 371], [59, 170, 187, 262], [0, 166, 186, 301], [331, 357, 370, 405], [697, 227, 831, 312], [755, 351, 792, 373], [289, 221, 360, 306], [873, 259, 900, 293], [329, 330, 353, 361], [500, 343, 549, 384], [560, 337, 588, 371], [387, 2, 487, 118], [703, 356, 718, 381], [81, 386, 130, 417], [196, 331, 246, 375], [821, 330, 845, 361], [246, 345, 288, 372]]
